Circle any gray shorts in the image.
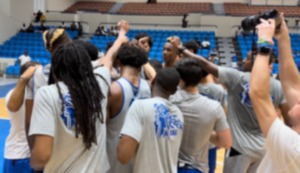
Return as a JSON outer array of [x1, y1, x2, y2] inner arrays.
[[223, 148, 262, 173]]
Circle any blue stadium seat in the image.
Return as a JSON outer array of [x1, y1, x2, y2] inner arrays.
[[13, 65, 20, 76], [6, 65, 14, 76]]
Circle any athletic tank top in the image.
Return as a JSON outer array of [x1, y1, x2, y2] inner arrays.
[[107, 77, 151, 173]]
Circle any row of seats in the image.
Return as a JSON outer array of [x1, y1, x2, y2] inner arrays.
[[237, 33, 300, 59], [0, 30, 78, 60], [118, 3, 213, 15], [63, 1, 299, 16], [89, 29, 216, 61], [237, 33, 300, 74], [64, 1, 115, 13], [224, 3, 300, 17], [6, 65, 20, 77]]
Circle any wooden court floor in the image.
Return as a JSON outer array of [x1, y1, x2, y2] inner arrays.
[[0, 98, 225, 173]]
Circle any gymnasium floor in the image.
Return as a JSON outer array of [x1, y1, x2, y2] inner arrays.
[[0, 77, 225, 172]]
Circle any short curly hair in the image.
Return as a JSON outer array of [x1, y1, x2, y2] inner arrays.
[[116, 44, 148, 68]]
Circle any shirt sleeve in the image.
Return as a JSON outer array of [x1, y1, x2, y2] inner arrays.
[[29, 87, 56, 137], [25, 67, 48, 100], [265, 118, 300, 164], [218, 85, 227, 108], [213, 104, 229, 132], [218, 67, 241, 90], [277, 83, 287, 105], [120, 101, 143, 143], [94, 66, 111, 86]]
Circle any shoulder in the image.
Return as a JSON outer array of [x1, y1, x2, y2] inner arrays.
[[219, 66, 240, 73], [94, 66, 112, 89], [5, 89, 14, 105], [140, 78, 151, 89], [201, 95, 221, 107], [110, 81, 122, 97], [36, 85, 57, 97], [94, 66, 111, 80]]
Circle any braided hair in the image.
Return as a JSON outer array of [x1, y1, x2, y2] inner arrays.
[[49, 42, 105, 149]]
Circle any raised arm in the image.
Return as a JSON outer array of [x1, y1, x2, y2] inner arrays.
[[143, 62, 156, 82], [276, 14, 300, 107], [171, 36, 219, 77], [99, 20, 129, 70], [7, 66, 37, 112], [249, 19, 278, 136]]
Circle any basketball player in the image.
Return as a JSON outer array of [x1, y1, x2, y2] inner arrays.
[[118, 68, 183, 173], [170, 36, 289, 173], [107, 44, 151, 173], [171, 58, 231, 173], [3, 62, 39, 173]]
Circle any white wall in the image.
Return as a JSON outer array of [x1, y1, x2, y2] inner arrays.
[[10, 0, 34, 23], [0, 0, 10, 16], [0, 14, 20, 43], [0, 0, 34, 44], [45, 12, 244, 37], [46, 0, 75, 11]]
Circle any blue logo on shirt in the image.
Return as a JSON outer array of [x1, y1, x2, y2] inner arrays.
[[240, 82, 252, 107], [153, 103, 183, 138], [60, 93, 75, 130]]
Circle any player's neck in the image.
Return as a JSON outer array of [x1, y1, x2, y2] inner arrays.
[[182, 86, 199, 94], [152, 86, 170, 100], [201, 75, 214, 84], [121, 67, 140, 80]]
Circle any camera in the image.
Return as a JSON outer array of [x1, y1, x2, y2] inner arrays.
[[241, 9, 281, 33]]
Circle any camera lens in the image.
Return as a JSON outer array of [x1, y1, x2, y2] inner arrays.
[[241, 15, 259, 33], [241, 9, 279, 33]]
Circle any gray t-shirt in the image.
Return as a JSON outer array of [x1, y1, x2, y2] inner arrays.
[[29, 67, 111, 173], [198, 83, 227, 108], [121, 97, 184, 173], [218, 67, 286, 158], [170, 90, 229, 173]]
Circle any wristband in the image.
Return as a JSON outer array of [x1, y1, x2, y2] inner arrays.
[[257, 38, 274, 46]]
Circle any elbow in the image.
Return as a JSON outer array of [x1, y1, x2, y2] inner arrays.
[[30, 152, 50, 170], [222, 139, 232, 149], [249, 87, 263, 100], [118, 156, 129, 165], [7, 104, 19, 112], [117, 146, 130, 165], [216, 131, 232, 149], [117, 152, 130, 165], [217, 138, 232, 149]]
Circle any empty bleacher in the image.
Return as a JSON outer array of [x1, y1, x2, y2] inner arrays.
[[224, 3, 300, 17], [64, 1, 115, 13], [0, 30, 79, 76], [117, 2, 213, 15], [89, 29, 216, 62], [237, 33, 300, 74]]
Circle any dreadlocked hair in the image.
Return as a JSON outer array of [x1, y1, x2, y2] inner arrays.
[[49, 42, 105, 149]]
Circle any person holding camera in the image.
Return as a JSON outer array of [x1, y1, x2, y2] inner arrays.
[[170, 22, 289, 172], [250, 14, 300, 173]]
